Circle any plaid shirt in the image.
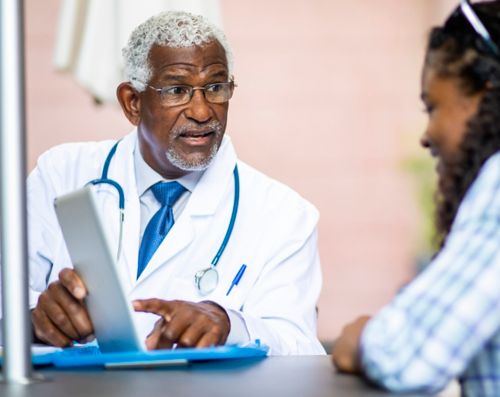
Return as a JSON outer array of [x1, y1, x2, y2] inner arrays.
[[360, 152, 500, 396]]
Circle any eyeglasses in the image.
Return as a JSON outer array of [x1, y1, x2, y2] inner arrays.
[[459, 0, 500, 57], [146, 81, 236, 107]]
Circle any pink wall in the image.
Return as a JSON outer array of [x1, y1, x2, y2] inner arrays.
[[25, 0, 456, 341]]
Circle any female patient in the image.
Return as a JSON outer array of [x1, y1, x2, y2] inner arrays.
[[333, 1, 500, 395]]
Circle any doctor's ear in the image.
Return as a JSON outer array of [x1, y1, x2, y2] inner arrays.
[[117, 82, 141, 126]]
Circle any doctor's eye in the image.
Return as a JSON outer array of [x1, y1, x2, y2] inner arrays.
[[205, 83, 224, 93], [162, 86, 191, 96]]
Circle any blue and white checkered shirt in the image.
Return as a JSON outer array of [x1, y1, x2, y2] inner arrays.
[[360, 151, 500, 396]]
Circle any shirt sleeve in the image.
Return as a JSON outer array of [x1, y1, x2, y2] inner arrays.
[[360, 153, 500, 393], [225, 309, 250, 345]]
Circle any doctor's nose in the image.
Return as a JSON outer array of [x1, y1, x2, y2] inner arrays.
[[185, 89, 212, 124]]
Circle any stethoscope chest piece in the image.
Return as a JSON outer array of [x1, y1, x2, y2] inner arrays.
[[194, 267, 219, 296]]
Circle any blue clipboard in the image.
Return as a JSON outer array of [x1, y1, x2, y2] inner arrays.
[[29, 342, 269, 368]]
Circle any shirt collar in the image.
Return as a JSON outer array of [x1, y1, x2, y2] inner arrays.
[[133, 139, 203, 197]]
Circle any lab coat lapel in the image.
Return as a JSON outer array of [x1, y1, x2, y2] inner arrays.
[[136, 136, 237, 284]]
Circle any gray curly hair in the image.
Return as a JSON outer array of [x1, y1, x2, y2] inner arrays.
[[122, 11, 234, 92]]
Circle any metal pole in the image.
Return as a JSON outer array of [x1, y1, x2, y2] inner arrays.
[[0, 0, 36, 384]]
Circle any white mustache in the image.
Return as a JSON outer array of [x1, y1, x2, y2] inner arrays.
[[171, 121, 223, 138]]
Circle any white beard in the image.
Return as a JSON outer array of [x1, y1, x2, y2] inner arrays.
[[165, 138, 220, 171], [165, 120, 224, 171]]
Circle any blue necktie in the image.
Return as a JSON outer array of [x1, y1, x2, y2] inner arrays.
[[137, 181, 186, 278]]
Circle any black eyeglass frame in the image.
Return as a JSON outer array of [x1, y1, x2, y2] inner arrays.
[[459, 0, 500, 57]]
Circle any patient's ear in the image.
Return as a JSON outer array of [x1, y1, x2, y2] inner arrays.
[[117, 82, 141, 126]]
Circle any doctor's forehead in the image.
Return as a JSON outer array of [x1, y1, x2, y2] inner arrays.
[[147, 41, 229, 78]]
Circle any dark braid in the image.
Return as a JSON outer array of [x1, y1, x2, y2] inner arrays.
[[425, 1, 500, 248]]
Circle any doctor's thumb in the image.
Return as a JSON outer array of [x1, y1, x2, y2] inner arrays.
[[59, 268, 88, 300]]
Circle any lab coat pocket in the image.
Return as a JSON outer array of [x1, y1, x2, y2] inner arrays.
[[209, 275, 249, 313]]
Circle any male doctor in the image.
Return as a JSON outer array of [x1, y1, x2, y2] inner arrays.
[[28, 11, 324, 355]]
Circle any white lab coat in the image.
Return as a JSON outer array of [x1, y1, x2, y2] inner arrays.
[[26, 131, 325, 355]]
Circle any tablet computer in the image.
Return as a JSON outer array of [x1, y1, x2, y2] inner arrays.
[[53, 185, 145, 353]]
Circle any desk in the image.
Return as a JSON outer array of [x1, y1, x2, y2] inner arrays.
[[0, 356, 438, 396]]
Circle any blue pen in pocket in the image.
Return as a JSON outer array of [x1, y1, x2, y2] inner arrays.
[[226, 264, 247, 296]]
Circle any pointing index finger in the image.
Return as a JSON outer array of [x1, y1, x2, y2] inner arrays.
[[133, 299, 174, 321]]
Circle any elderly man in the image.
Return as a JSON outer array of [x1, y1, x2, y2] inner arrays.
[[28, 11, 324, 355]]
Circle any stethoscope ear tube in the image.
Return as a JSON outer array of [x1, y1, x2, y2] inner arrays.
[[87, 178, 125, 211], [87, 140, 125, 209], [85, 141, 125, 261], [211, 166, 239, 267]]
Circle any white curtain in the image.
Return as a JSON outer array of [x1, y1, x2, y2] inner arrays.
[[53, 0, 223, 104]]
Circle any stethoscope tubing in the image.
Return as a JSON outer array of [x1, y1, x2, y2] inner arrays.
[[211, 166, 239, 267], [85, 140, 239, 276]]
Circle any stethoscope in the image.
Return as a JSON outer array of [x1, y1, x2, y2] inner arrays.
[[86, 141, 240, 296]]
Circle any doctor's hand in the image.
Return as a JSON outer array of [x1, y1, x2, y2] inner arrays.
[[31, 268, 94, 347], [332, 315, 371, 373], [133, 299, 230, 349]]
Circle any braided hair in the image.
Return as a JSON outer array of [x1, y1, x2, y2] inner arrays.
[[424, 1, 500, 248]]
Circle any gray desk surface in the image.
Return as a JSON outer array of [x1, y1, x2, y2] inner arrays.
[[0, 356, 434, 396]]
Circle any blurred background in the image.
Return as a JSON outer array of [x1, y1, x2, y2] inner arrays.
[[25, 0, 457, 344]]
